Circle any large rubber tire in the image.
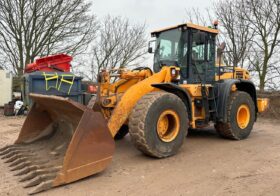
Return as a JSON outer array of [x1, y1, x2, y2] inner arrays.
[[129, 92, 188, 158], [215, 91, 255, 140]]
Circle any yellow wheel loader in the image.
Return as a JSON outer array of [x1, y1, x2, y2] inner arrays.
[[0, 23, 269, 194]]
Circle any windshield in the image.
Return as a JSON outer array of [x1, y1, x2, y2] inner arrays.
[[153, 28, 188, 72]]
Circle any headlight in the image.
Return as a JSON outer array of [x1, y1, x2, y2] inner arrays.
[[171, 68, 180, 80], [171, 68, 177, 76]]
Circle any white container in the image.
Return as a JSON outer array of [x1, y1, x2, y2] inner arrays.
[[0, 70, 13, 107]]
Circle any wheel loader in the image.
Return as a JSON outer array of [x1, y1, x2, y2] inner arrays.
[[0, 22, 269, 194]]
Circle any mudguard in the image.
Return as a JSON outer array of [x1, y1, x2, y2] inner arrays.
[[215, 79, 258, 123]]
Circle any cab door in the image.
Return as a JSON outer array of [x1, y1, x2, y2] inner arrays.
[[188, 30, 216, 84]]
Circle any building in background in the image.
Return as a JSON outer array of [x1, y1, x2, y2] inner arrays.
[[0, 68, 12, 107]]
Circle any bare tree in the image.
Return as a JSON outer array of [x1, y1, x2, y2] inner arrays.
[[265, 59, 280, 90], [186, 5, 251, 66], [242, 0, 280, 91], [185, 7, 214, 27], [214, 0, 254, 68], [186, 0, 280, 91], [185, 5, 253, 68], [0, 0, 97, 76], [75, 15, 147, 81]]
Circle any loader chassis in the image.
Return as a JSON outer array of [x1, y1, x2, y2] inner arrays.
[[0, 23, 269, 194], [97, 23, 259, 131]]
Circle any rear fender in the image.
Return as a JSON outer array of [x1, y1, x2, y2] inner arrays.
[[215, 79, 258, 123]]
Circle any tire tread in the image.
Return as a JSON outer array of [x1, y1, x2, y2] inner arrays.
[[129, 92, 167, 157], [215, 91, 254, 140]]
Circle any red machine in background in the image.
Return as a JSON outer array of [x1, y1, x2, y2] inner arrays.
[[23, 54, 96, 107], [87, 84, 97, 94], [25, 54, 72, 73]]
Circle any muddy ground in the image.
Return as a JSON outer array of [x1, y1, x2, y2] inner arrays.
[[0, 110, 280, 196]]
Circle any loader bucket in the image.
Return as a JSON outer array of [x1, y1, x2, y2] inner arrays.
[[0, 94, 115, 194]]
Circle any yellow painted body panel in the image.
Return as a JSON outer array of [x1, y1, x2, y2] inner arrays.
[[257, 98, 269, 113], [107, 67, 174, 137], [215, 67, 250, 81], [179, 84, 212, 128], [99, 64, 267, 133], [99, 23, 264, 135], [180, 84, 212, 97]]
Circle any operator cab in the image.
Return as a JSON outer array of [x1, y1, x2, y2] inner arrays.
[[149, 23, 218, 84]]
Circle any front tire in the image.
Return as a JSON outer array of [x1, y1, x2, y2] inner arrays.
[[215, 91, 255, 140], [129, 92, 188, 158]]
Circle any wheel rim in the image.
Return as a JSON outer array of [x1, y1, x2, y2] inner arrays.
[[236, 104, 250, 129], [157, 110, 180, 142]]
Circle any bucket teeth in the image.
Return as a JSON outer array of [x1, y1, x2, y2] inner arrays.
[[19, 166, 61, 182], [8, 157, 29, 167], [28, 180, 53, 195], [0, 145, 11, 152], [4, 154, 21, 163], [1, 150, 29, 159], [10, 160, 49, 171], [0, 145, 19, 153], [19, 169, 48, 182], [0, 146, 12, 154], [10, 161, 32, 171], [0, 146, 24, 156], [4, 153, 33, 163], [14, 165, 41, 176], [23, 173, 56, 188]]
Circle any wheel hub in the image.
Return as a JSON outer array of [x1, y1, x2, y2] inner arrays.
[[157, 110, 180, 142], [236, 104, 250, 129]]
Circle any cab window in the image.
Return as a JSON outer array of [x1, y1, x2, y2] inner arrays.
[[160, 40, 172, 59]]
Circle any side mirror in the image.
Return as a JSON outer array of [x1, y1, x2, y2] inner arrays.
[[148, 40, 156, 53]]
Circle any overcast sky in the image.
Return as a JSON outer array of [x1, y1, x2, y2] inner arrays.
[[93, 0, 212, 33], [92, 0, 213, 66]]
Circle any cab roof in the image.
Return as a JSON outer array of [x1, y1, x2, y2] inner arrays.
[[151, 23, 219, 35]]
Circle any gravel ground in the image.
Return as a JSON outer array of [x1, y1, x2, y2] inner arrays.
[[0, 111, 279, 196]]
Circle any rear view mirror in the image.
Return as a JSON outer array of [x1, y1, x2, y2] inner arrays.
[[148, 40, 156, 53]]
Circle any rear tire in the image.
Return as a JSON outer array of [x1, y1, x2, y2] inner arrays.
[[215, 91, 255, 140], [129, 92, 188, 158]]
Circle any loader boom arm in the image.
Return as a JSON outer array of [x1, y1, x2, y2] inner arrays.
[[107, 66, 174, 137]]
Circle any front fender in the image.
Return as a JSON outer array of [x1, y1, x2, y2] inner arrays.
[[151, 83, 192, 121]]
